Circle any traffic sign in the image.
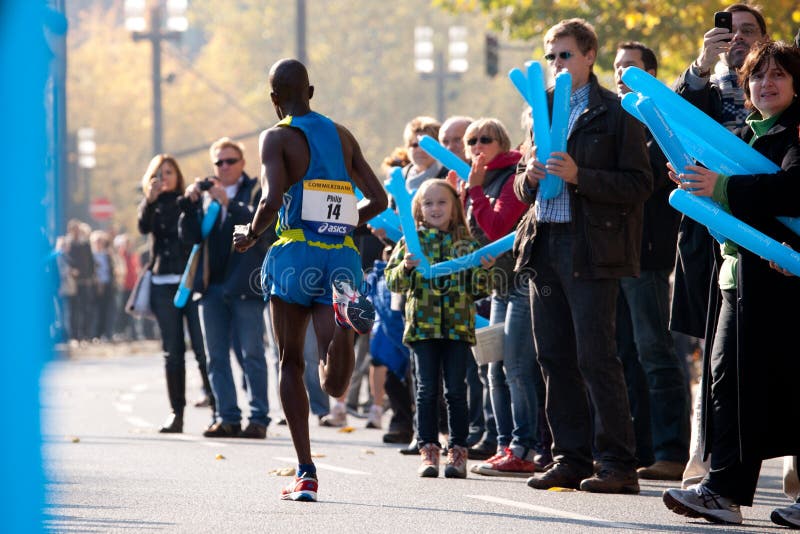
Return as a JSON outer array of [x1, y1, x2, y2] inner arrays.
[[89, 196, 114, 221]]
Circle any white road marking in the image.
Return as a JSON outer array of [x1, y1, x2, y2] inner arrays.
[[130, 383, 149, 393], [118, 393, 136, 402], [170, 433, 228, 448], [113, 403, 132, 413], [465, 495, 639, 530], [273, 456, 369, 475], [126, 417, 153, 428]]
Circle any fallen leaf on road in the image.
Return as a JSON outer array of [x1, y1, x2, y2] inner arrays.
[[67, 436, 80, 443], [310, 451, 326, 458], [215, 454, 225, 460], [268, 467, 295, 476], [362, 449, 375, 455], [547, 487, 576, 492], [338, 426, 355, 433]]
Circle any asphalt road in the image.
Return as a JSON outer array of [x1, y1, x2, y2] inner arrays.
[[42, 348, 791, 533]]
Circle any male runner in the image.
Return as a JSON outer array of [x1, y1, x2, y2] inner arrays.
[[234, 58, 388, 502]]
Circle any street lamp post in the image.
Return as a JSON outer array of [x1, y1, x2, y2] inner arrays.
[[77, 127, 96, 221], [125, 0, 187, 155], [414, 25, 468, 121]]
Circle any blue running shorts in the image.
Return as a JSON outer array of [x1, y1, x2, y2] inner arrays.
[[263, 240, 363, 307]]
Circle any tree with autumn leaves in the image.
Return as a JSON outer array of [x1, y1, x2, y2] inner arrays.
[[66, 0, 800, 236]]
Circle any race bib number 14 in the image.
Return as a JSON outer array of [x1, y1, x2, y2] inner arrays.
[[301, 179, 358, 236]]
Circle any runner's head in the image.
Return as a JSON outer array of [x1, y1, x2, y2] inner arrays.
[[269, 58, 314, 119]]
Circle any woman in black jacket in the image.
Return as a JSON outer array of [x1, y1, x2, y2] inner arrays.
[[138, 154, 213, 433], [663, 40, 800, 527]]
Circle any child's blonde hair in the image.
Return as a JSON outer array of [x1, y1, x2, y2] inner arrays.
[[411, 179, 471, 241]]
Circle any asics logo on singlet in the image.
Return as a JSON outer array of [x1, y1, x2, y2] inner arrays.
[[318, 222, 349, 234]]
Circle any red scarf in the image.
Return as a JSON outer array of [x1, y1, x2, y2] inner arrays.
[[485, 150, 522, 171]]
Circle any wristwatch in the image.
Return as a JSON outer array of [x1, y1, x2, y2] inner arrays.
[[245, 224, 261, 241], [693, 61, 710, 78]]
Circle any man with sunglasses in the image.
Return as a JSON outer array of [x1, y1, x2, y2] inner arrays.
[[180, 137, 273, 439], [513, 18, 652, 494]]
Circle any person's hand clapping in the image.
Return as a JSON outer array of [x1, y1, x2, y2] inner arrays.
[[468, 153, 488, 189]]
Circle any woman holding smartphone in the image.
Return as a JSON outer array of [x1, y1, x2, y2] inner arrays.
[[138, 154, 214, 433]]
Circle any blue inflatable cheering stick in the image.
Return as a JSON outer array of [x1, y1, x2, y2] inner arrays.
[[418, 135, 471, 181], [670, 189, 800, 277], [385, 167, 432, 277], [174, 200, 221, 308]]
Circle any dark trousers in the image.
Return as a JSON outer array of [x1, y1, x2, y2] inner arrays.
[[384, 367, 414, 435], [620, 270, 690, 463], [412, 339, 470, 449], [465, 355, 485, 440], [528, 225, 636, 472], [703, 289, 761, 506], [617, 291, 655, 467], [150, 283, 211, 414]]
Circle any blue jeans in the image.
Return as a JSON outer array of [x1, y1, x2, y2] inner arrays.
[[411, 339, 470, 449], [620, 270, 690, 463], [303, 322, 330, 417], [200, 284, 270, 426], [489, 287, 539, 452], [528, 225, 636, 471]]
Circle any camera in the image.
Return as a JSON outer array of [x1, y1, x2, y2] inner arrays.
[[198, 177, 215, 191]]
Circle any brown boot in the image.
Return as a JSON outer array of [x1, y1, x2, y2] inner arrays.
[[637, 460, 684, 480], [579, 467, 640, 494], [418, 443, 441, 477], [526, 462, 589, 490]]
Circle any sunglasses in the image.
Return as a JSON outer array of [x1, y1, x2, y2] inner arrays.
[[544, 51, 574, 62], [214, 158, 241, 167], [467, 136, 495, 146]]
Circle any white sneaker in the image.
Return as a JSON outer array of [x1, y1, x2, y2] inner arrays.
[[365, 404, 382, 429], [319, 402, 347, 428], [771, 498, 800, 529], [663, 484, 742, 525]]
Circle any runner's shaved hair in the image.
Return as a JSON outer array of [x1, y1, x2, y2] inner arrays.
[[269, 58, 310, 100]]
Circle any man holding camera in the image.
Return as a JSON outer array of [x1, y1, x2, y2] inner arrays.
[[179, 137, 273, 439], [670, 4, 768, 342]]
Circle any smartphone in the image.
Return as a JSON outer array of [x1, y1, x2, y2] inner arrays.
[[714, 11, 733, 42]]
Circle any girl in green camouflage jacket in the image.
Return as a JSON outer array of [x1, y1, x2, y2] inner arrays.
[[385, 179, 494, 480]]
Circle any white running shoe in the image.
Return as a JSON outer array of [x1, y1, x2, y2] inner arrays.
[[771, 498, 800, 529], [663, 484, 742, 525]]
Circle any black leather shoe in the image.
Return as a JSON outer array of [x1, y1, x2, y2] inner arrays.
[[398, 439, 420, 455], [158, 413, 183, 434], [580, 467, 640, 494], [238, 422, 267, 439], [468, 440, 497, 460], [203, 422, 241, 438], [527, 462, 591, 490], [382, 431, 412, 444]]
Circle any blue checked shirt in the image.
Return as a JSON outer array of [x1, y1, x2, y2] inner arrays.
[[534, 82, 591, 223]]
